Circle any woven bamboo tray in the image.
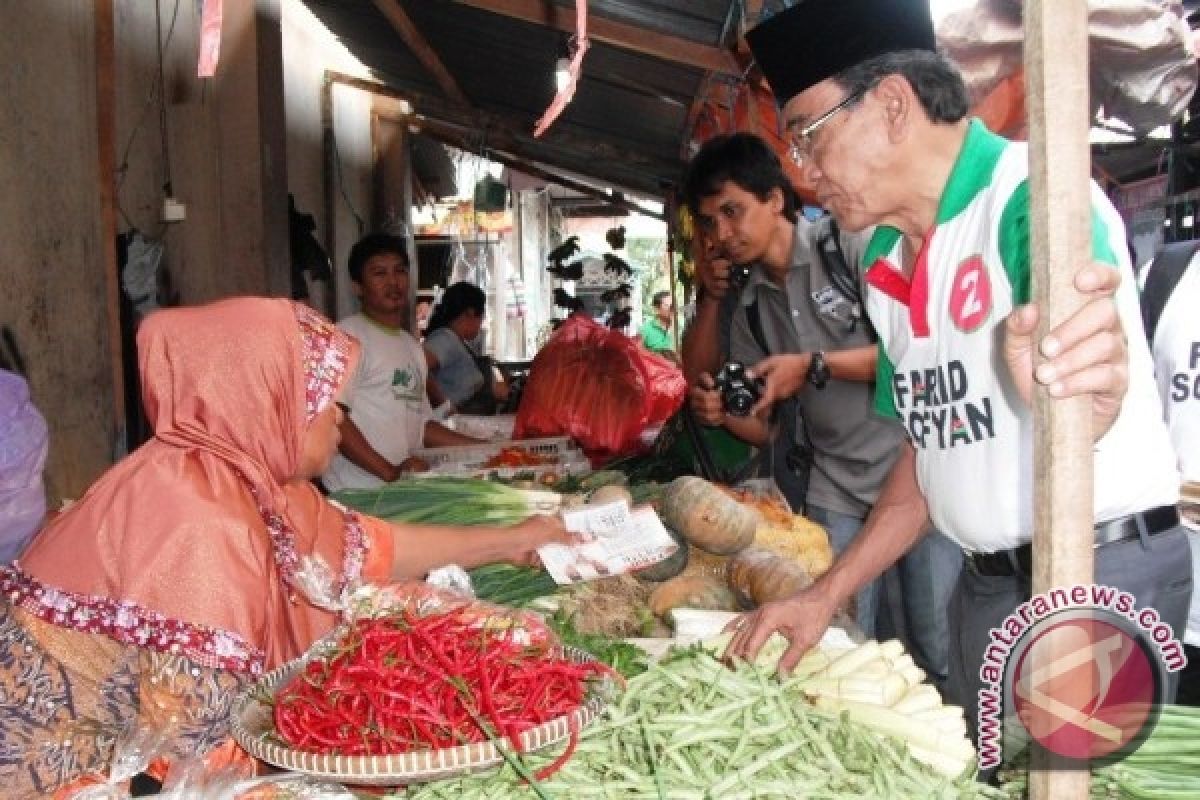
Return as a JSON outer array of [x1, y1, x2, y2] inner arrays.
[[230, 642, 611, 787]]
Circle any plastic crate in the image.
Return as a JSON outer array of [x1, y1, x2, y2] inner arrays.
[[446, 413, 517, 440], [411, 436, 587, 479]]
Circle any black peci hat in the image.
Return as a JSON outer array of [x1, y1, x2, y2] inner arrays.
[[746, 0, 937, 105]]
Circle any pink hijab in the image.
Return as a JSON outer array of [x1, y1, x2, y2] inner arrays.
[[11, 297, 367, 672]]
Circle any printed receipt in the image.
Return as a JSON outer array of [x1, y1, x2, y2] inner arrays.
[[537, 501, 679, 585]]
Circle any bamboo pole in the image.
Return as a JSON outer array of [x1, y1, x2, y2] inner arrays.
[[1024, 1, 1095, 797]]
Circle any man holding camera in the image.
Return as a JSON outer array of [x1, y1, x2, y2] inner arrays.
[[681, 133, 961, 651]]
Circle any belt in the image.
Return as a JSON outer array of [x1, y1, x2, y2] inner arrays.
[[967, 505, 1181, 578]]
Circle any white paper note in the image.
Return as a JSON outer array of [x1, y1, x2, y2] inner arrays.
[[538, 502, 679, 585]]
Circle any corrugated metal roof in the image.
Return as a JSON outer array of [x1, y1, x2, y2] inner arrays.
[[302, 0, 742, 198]]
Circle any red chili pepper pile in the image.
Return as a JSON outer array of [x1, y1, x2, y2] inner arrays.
[[273, 606, 609, 764]]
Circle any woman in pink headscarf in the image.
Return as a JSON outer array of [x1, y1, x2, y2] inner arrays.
[[0, 297, 570, 795]]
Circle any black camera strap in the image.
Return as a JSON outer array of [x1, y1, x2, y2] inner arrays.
[[744, 298, 811, 498], [818, 219, 858, 305], [815, 217, 875, 341], [680, 403, 723, 482], [745, 299, 771, 357], [1139, 239, 1197, 343]]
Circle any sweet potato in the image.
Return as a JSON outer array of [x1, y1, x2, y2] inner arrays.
[[648, 574, 737, 618]]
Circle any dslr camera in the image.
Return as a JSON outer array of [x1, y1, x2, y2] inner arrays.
[[703, 239, 751, 291], [713, 361, 763, 417], [728, 263, 752, 291]]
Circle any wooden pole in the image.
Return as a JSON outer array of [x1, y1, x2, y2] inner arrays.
[[321, 73, 338, 315], [1025, 1, 1094, 797], [95, 0, 126, 456], [371, 0, 471, 105], [664, 192, 680, 351]]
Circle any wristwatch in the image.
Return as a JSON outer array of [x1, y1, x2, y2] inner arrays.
[[807, 351, 830, 389]]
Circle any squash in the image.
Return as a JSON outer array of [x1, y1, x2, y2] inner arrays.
[[648, 574, 738, 618], [588, 484, 633, 507], [659, 476, 758, 555], [753, 515, 834, 578], [579, 470, 629, 491], [680, 545, 731, 581], [633, 525, 689, 582], [727, 545, 816, 608], [714, 485, 833, 580]]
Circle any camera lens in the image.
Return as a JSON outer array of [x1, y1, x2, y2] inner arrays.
[[724, 386, 755, 416], [729, 264, 751, 289], [716, 361, 759, 417]]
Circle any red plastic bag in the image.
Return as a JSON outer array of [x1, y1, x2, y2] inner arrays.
[[515, 316, 686, 460], [639, 347, 687, 426]]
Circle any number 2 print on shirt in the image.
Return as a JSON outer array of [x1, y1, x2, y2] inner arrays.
[[949, 255, 992, 332]]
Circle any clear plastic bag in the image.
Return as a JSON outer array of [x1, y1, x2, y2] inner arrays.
[[425, 564, 476, 597], [66, 727, 170, 800]]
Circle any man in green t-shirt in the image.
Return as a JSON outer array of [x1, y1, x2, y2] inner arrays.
[[640, 290, 675, 355]]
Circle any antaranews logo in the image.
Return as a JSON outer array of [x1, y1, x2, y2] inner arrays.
[[976, 584, 1186, 770]]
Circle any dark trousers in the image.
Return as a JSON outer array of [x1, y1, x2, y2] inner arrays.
[[946, 527, 1193, 749]]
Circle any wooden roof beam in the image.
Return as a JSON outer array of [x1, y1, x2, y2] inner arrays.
[[452, 0, 739, 76], [371, 0, 471, 106], [326, 71, 672, 199], [425, 124, 665, 220], [326, 72, 677, 177], [376, 109, 663, 217]]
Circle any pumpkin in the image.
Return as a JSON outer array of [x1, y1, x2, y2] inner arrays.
[[753, 515, 834, 578], [727, 545, 816, 608], [648, 574, 738, 618], [680, 545, 730, 581], [659, 476, 758, 555], [633, 525, 689, 582]]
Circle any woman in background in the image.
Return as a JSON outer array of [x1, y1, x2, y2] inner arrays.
[[424, 282, 509, 415]]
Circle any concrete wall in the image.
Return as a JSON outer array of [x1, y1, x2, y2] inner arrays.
[[1, 0, 327, 503], [114, 0, 288, 305], [281, 0, 376, 320], [0, 3, 115, 504]]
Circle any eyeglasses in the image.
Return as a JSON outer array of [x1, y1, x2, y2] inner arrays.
[[785, 86, 869, 165]]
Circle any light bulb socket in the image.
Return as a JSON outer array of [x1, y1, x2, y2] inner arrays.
[[554, 56, 571, 91]]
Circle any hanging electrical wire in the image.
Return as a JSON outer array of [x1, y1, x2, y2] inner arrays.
[[155, 0, 174, 199], [330, 122, 366, 235], [115, 0, 181, 230]]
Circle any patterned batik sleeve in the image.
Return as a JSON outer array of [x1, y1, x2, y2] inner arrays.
[[135, 648, 253, 761]]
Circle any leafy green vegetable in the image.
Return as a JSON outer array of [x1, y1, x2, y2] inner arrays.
[[468, 563, 560, 607], [333, 477, 562, 608], [545, 608, 649, 679]]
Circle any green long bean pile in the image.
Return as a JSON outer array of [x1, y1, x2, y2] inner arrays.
[[406, 646, 1005, 799], [999, 704, 1200, 799]]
